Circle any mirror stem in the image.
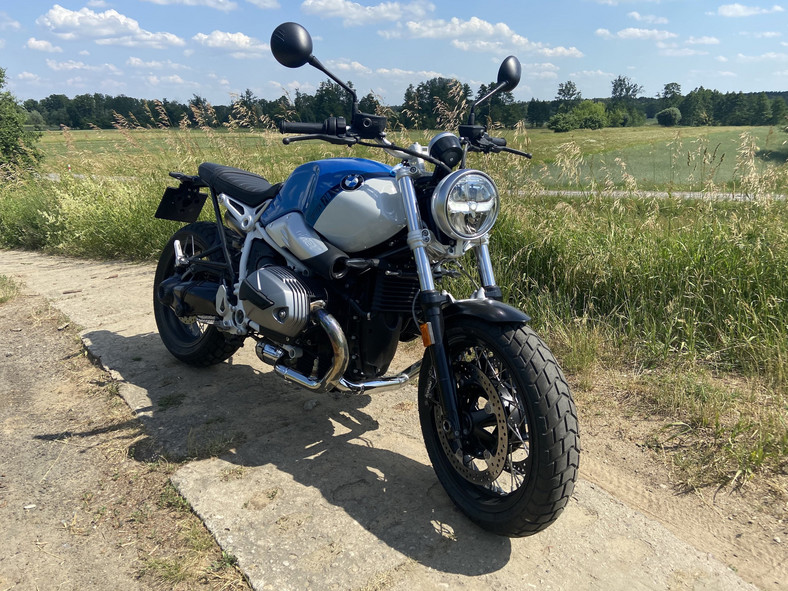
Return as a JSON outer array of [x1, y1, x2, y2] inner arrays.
[[308, 55, 359, 111]]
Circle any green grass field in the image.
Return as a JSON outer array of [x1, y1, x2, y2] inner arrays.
[[2, 123, 787, 487]]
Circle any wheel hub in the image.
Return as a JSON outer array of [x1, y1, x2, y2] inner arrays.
[[436, 363, 509, 485]]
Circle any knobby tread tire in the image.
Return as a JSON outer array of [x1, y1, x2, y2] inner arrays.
[[418, 319, 580, 537], [153, 222, 244, 367]]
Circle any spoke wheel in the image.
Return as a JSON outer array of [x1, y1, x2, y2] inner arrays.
[[418, 319, 579, 537]]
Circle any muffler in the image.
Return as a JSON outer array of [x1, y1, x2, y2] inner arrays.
[[157, 275, 220, 317]]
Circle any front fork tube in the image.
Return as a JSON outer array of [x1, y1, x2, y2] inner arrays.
[[396, 165, 462, 439], [474, 241, 503, 301]]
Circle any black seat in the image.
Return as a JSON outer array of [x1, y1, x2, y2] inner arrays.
[[198, 162, 281, 207]]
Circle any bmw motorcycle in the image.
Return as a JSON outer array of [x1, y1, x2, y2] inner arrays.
[[153, 22, 579, 537]]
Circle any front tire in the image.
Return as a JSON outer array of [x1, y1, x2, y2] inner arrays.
[[418, 319, 579, 537], [153, 222, 243, 366]]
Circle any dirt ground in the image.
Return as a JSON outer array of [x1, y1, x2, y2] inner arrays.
[[0, 293, 249, 590], [0, 267, 786, 590]]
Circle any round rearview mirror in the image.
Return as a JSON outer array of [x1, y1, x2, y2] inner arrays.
[[271, 22, 313, 69], [497, 56, 521, 92]]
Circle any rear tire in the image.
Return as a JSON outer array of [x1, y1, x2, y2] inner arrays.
[[418, 319, 579, 537], [153, 222, 243, 366]]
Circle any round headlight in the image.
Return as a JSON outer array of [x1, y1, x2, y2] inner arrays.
[[431, 169, 499, 240]]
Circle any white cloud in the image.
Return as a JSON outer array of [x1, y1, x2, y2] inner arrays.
[[0, 11, 21, 30], [301, 0, 435, 26], [374, 67, 444, 79], [140, 0, 238, 10], [597, 27, 677, 41], [715, 4, 785, 17], [616, 27, 678, 41], [193, 30, 268, 58], [687, 36, 721, 44], [753, 31, 782, 37], [46, 59, 122, 74], [87, 0, 109, 7], [37, 5, 185, 49], [246, 0, 280, 7], [403, 17, 583, 58], [27, 38, 64, 53], [627, 11, 668, 24], [326, 59, 372, 74], [146, 74, 200, 87], [127, 57, 190, 70], [17, 72, 41, 82], [660, 46, 709, 57], [572, 69, 615, 78], [736, 51, 788, 60]]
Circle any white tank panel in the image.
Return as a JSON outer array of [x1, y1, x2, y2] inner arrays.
[[314, 177, 406, 253]]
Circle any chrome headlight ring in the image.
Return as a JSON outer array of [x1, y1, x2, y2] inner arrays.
[[431, 169, 500, 241]]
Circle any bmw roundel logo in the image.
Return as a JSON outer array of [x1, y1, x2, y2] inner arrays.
[[341, 174, 364, 191]]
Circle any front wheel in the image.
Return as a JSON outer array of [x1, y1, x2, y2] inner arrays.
[[418, 319, 579, 537]]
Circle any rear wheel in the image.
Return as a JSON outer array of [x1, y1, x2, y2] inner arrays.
[[153, 222, 243, 366], [418, 319, 579, 537]]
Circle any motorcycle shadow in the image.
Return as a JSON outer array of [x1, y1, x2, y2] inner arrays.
[[75, 329, 513, 575]]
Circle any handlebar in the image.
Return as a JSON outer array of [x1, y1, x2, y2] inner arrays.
[[278, 115, 531, 165]]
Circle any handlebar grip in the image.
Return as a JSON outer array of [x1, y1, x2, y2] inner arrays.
[[278, 121, 326, 134], [488, 136, 507, 147], [278, 116, 347, 136]]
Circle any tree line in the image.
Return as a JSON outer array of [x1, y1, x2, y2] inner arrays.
[[18, 75, 788, 133]]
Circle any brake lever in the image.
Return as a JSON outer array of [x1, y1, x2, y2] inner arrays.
[[501, 147, 532, 159], [282, 134, 358, 146], [467, 141, 531, 159]]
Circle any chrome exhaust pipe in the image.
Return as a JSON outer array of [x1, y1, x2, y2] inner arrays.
[[255, 304, 348, 393], [337, 361, 422, 394], [255, 302, 423, 395]]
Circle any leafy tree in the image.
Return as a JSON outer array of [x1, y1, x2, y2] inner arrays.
[[0, 67, 42, 174], [548, 100, 607, 132], [26, 110, 46, 131], [312, 80, 353, 120], [660, 82, 682, 106], [526, 98, 552, 128], [476, 82, 520, 127], [547, 111, 574, 132], [359, 92, 381, 115], [611, 75, 643, 103], [400, 77, 471, 129], [770, 97, 787, 126], [656, 107, 682, 126], [571, 100, 608, 129], [556, 80, 582, 111], [609, 75, 645, 126], [751, 93, 773, 126]]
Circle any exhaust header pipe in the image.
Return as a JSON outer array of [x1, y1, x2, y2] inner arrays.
[[255, 303, 423, 394]]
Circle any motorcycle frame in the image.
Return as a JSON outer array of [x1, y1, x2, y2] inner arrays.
[[178, 152, 512, 440]]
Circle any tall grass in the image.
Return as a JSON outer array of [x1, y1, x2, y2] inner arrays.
[[1, 115, 786, 482], [490, 193, 788, 389]]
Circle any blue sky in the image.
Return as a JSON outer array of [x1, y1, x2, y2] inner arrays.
[[2, 1, 787, 106]]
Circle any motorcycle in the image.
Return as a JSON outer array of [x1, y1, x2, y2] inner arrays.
[[152, 22, 579, 537]]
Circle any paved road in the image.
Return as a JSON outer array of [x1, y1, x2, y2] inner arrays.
[[0, 249, 756, 591]]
